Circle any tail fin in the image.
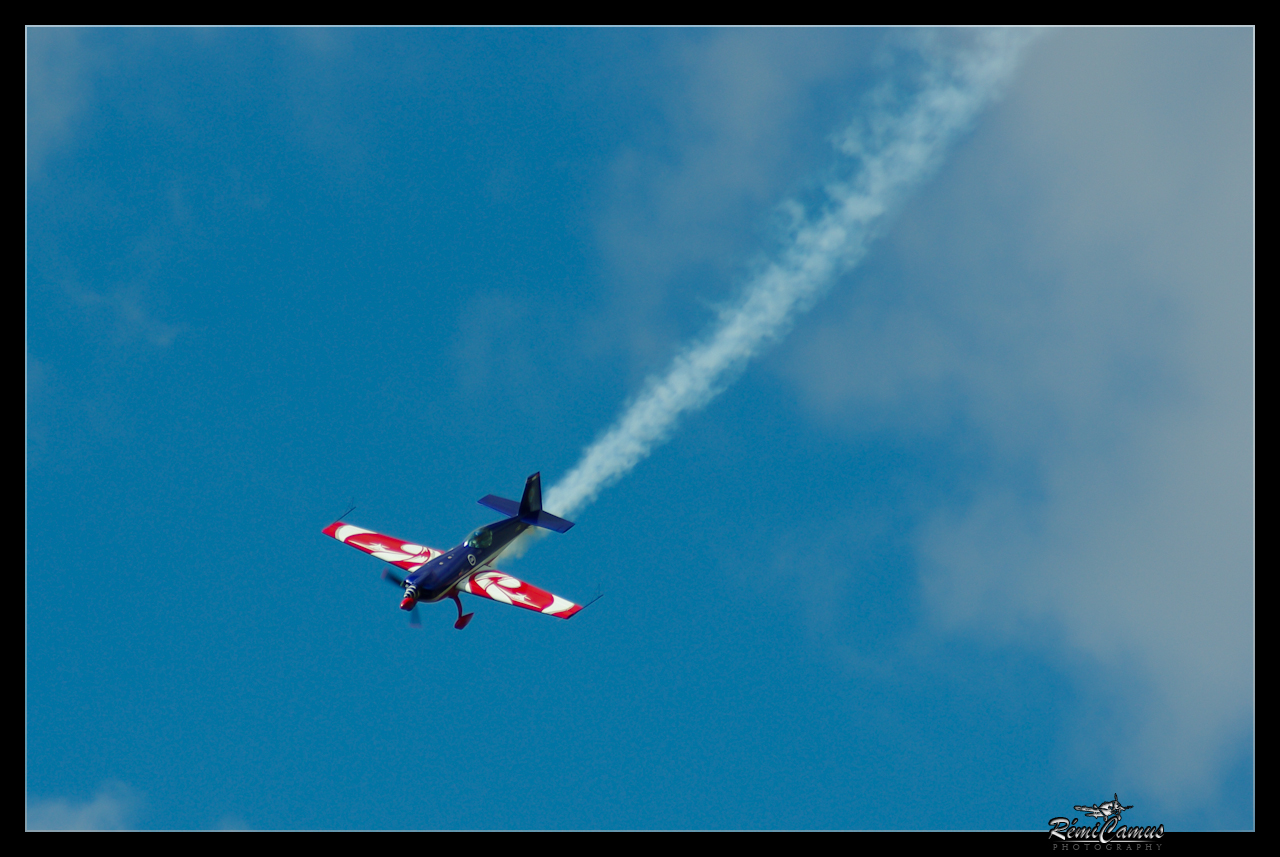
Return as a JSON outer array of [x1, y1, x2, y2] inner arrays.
[[519, 472, 574, 533], [519, 472, 543, 518]]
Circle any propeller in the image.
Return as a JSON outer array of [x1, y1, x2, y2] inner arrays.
[[381, 570, 421, 628]]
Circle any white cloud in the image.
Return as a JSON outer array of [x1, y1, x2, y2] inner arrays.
[[26, 782, 140, 831], [785, 28, 1253, 810], [63, 281, 184, 348], [26, 28, 101, 180]]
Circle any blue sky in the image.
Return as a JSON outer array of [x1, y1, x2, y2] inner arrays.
[[26, 28, 1252, 830]]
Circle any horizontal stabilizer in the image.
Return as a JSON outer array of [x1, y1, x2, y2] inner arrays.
[[520, 510, 574, 533], [477, 494, 519, 517], [480, 475, 574, 532]]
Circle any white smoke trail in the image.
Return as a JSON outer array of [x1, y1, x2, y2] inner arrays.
[[545, 30, 1036, 524]]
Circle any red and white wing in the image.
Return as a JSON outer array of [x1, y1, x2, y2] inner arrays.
[[323, 521, 443, 572], [458, 569, 582, 619]]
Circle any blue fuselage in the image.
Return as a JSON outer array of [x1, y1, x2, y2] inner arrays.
[[403, 516, 528, 603]]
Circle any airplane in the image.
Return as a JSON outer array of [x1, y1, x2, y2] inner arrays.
[[323, 472, 584, 629], [1073, 794, 1134, 820]]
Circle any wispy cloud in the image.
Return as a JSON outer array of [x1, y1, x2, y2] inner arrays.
[[545, 31, 1036, 521], [26, 28, 101, 181], [63, 281, 184, 348], [26, 782, 140, 831], [784, 28, 1253, 819]]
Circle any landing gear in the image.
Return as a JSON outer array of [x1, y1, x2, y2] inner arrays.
[[448, 592, 474, 630]]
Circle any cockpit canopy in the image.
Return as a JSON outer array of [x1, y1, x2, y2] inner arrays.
[[466, 527, 493, 550]]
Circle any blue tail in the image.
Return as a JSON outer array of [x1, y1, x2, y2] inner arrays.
[[477, 472, 575, 533]]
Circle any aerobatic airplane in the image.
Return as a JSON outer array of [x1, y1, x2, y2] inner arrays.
[[323, 472, 583, 629]]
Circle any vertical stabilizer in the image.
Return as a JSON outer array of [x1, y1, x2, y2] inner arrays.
[[519, 472, 543, 517], [503, 472, 573, 532]]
